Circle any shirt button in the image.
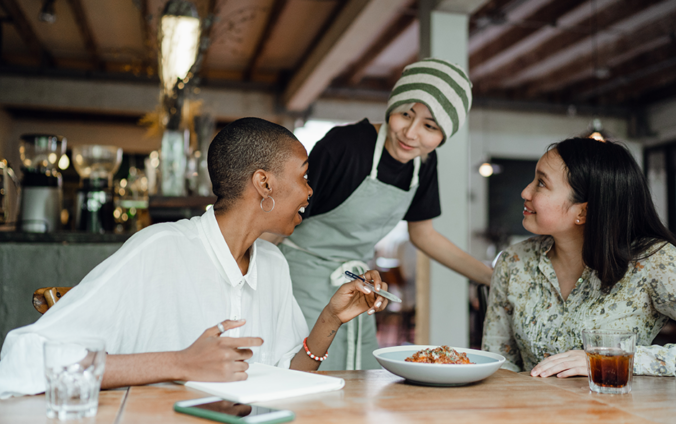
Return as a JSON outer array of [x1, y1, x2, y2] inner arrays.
[[233, 315, 238, 320]]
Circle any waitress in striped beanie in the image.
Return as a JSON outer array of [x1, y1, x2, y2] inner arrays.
[[278, 58, 493, 370]]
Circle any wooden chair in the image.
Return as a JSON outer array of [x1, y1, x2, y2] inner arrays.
[[33, 287, 73, 314]]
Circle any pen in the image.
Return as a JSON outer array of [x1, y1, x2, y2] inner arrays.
[[344, 271, 402, 303]]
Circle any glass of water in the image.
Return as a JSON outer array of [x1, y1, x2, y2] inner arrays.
[[43, 337, 106, 420]]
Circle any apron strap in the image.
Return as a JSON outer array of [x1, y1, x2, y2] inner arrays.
[[346, 314, 363, 370], [410, 156, 421, 188], [369, 124, 388, 180], [369, 123, 422, 189], [282, 240, 366, 370], [328, 261, 369, 287]]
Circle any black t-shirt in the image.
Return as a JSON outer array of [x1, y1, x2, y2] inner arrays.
[[301, 119, 441, 222]]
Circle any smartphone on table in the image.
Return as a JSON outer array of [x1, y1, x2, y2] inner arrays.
[[174, 396, 295, 423]]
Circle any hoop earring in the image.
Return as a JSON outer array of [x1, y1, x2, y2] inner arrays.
[[260, 196, 275, 213]]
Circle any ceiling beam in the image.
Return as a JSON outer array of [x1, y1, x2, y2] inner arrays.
[[65, 0, 103, 70], [468, 0, 514, 35], [600, 60, 676, 106], [386, 52, 418, 87], [283, 0, 410, 112], [0, 74, 279, 121], [0, 0, 54, 66], [243, 0, 289, 81], [339, 3, 416, 86], [474, 0, 664, 91], [499, 0, 676, 91], [469, 0, 587, 71], [632, 80, 676, 106], [524, 8, 676, 96], [468, 0, 554, 55], [563, 41, 676, 102], [285, 0, 346, 89], [0, 74, 393, 125], [435, 0, 491, 14]]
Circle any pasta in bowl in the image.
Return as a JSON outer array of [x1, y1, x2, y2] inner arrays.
[[373, 345, 505, 386]]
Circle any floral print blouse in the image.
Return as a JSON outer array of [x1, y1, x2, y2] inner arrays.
[[482, 235, 676, 376]]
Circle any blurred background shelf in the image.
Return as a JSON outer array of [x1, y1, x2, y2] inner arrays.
[[0, 231, 132, 243], [148, 195, 216, 223]]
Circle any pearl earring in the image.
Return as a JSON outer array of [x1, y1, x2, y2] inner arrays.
[[576, 219, 580, 223]]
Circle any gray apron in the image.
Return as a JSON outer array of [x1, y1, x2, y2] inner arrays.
[[279, 123, 421, 370]]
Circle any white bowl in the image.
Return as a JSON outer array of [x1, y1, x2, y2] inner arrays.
[[373, 345, 506, 386]]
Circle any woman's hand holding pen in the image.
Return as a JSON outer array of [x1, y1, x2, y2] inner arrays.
[[327, 269, 389, 324], [290, 270, 388, 371]]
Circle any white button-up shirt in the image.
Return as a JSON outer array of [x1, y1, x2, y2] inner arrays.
[[0, 208, 309, 398]]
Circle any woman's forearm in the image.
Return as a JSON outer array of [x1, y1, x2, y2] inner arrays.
[[409, 220, 492, 286], [102, 351, 184, 389], [290, 308, 342, 371], [425, 238, 493, 285]]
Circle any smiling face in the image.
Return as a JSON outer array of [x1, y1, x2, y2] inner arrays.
[[385, 103, 444, 163], [266, 141, 313, 236], [521, 150, 586, 237]]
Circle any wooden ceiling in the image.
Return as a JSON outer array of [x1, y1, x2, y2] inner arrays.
[[1, 0, 675, 114], [465, 0, 676, 109]]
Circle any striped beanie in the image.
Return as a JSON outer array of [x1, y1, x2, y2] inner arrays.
[[386, 58, 472, 145]]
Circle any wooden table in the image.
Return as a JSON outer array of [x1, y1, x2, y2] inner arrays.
[[0, 388, 127, 424], [2, 370, 675, 423]]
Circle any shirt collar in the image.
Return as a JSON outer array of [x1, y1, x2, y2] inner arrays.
[[201, 207, 258, 290], [540, 236, 554, 256], [538, 237, 558, 287], [538, 235, 593, 293]]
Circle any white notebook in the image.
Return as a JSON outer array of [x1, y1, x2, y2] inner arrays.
[[185, 363, 345, 404]]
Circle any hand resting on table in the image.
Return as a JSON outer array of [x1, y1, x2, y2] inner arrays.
[[530, 350, 587, 378]]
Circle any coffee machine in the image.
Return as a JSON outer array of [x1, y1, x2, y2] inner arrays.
[[72, 145, 122, 233], [18, 134, 66, 233]]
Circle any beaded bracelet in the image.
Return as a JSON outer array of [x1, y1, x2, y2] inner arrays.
[[303, 337, 329, 362]]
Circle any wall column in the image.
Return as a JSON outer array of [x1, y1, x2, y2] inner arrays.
[[419, 1, 473, 347]]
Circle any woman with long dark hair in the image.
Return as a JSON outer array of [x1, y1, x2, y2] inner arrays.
[[483, 137, 676, 377]]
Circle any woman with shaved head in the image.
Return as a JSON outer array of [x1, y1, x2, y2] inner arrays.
[[0, 118, 389, 398]]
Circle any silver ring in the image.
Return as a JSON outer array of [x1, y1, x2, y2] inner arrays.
[[217, 322, 225, 333]]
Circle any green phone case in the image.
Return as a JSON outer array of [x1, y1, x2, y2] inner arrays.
[[174, 403, 295, 424]]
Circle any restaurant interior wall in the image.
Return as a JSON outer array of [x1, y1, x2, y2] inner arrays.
[[642, 97, 676, 231], [646, 98, 676, 146], [309, 98, 387, 126]]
